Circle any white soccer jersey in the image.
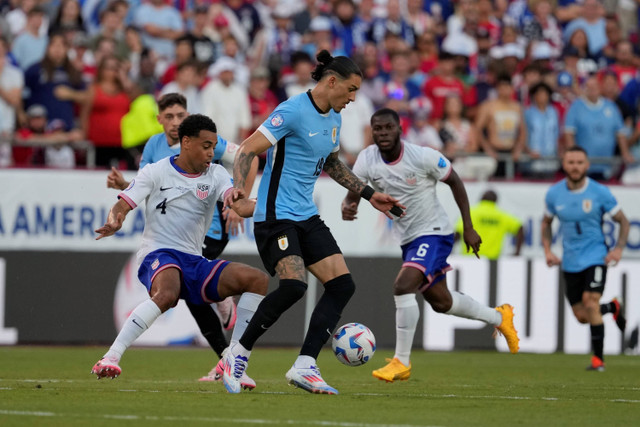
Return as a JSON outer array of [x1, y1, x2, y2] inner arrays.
[[353, 142, 453, 245], [118, 156, 233, 264]]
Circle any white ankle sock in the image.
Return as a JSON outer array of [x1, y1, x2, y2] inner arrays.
[[394, 294, 419, 366], [231, 292, 264, 346], [105, 299, 161, 360], [231, 342, 251, 359], [294, 355, 316, 369], [446, 291, 501, 326]]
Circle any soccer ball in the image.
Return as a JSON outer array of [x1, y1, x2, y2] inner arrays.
[[331, 323, 376, 366]]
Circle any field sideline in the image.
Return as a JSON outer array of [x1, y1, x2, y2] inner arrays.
[[1, 346, 639, 427]]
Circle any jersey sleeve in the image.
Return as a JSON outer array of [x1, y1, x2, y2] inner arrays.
[[257, 101, 299, 145], [599, 185, 620, 216], [118, 163, 157, 209], [544, 188, 556, 217], [422, 146, 452, 181]]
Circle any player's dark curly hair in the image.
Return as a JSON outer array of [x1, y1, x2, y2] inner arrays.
[[178, 114, 217, 142], [158, 93, 187, 112], [311, 50, 363, 82], [371, 108, 400, 124]]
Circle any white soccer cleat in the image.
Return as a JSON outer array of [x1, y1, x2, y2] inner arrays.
[[216, 297, 237, 330], [222, 348, 249, 393], [91, 357, 121, 379], [285, 365, 338, 395], [197, 363, 220, 382]]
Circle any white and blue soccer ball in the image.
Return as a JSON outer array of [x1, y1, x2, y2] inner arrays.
[[332, 323, 376, 366]]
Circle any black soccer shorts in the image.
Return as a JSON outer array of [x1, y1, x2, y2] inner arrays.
[[254, 215, 342, 276], [563, 265, 607, 306]]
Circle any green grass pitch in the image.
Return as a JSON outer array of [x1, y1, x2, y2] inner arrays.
[[1, 346, 638, 426]]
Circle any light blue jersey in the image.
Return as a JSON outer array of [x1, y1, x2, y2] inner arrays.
[[545, 178, 620, 272], [255, 91, 341, 222], [140, 133, 227, 168], [564, 98, 625, 177], [139, 132, 229, 240]]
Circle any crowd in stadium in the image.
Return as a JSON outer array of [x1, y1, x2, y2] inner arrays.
[[0, 0, 639, 182]]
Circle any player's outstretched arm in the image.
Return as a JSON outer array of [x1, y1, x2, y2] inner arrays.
[[541, 214, 561, 266], [605, 210, 630, 266], [323, 152, 405, 219], [443, 169, 481, 257], [95, 199, 131, 240]]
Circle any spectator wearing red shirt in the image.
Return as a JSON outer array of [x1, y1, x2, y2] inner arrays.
[[423, 51, 475, 122], [80, 56, 132, 168], [604, 41, 637, 89]]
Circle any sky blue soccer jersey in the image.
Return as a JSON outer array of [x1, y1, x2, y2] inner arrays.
[[544, 178, 620, 272], [564, 98, 625, 177], [140, 132, 228, 168], [139, 132, 229, 240], [255, 91, 341, 222]]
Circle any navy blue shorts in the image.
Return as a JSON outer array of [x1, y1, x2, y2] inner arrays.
[[401, 234, 454, 292], [138, 248, 230, 304]]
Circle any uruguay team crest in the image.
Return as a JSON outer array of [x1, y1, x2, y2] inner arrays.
[[332, 127, 337, 144], [582, 199, 592, 213], [277, 235, 289, 251], [196, 183, 210, 200]]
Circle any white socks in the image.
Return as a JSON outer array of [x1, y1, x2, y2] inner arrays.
[[294, 355, 316, 369], [230, 292, 264, 346], [394, 294, 420, 366], [104, 299, 161, 361], [446, 291, 502, 326]]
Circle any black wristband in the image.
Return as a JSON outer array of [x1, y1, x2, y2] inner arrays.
[[360, 185, 375, 201], [390, 206, 404, 217]]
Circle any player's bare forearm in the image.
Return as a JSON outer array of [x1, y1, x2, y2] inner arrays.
[[444, 169, 473, 229], [233, 151, 255, 190], [323, 152, 365, 194], [612, 210, 630, 250], [541, 216, 553, 252], [95, 199, 131, 240]]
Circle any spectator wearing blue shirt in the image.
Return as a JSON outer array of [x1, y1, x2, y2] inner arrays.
[[11, 6, 48, 70], [523, 82, 560, 178], [564, 75, 634, 180], [134, 0, 184, 60], [562, 0, 607, 56], [24, 33, 85, 133]]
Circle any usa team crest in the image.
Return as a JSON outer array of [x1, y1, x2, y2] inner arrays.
[[277, 235, 289, 251], [196, 183, 210, 200]]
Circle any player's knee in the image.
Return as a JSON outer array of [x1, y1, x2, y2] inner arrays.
[[279, 279, 308, 302], [324, 274, 356, 308], [151, 288, 180, 312], [430, 298, 451, 313], [240, 267, 269, 295]]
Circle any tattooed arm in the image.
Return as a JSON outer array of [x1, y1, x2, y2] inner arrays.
[[324, 152, 406, 219], [323, 151, 367, 193], [232, 130, 272, 191]]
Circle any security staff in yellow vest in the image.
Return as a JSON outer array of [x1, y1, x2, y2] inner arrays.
[[454, 190, 524, 260]]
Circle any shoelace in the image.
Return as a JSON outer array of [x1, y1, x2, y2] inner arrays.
[[233, 356, 248, 379]]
